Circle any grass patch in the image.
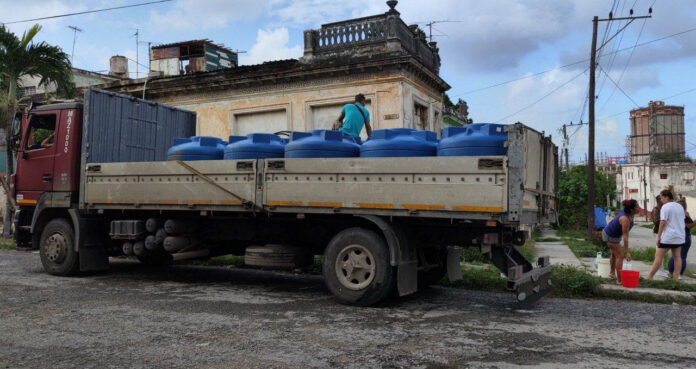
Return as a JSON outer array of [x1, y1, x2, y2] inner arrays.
[[550, 265, 600, 298], [556, 229, 588, 239], [639, 278, 696, 293], [442, 265, 507, 292], [516, 239, 536, 262], [532, 227, 543, 241], [460, 247, 489, 264], [182, 255, 245, 267], [630, 247, 656, 262], [0, 238, 15, 250], [564, 237, 608, 258], [536, 237, 561, 242], [640, 224, 655, 229]]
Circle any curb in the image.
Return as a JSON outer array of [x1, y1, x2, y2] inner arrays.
[[595, 284, 696, 305]]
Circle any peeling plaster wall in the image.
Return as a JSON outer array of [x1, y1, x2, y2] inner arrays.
[[149, 69, 440, 141]]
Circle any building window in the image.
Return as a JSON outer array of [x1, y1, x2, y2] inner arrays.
[[21, 86, 36, 96], [684, 172, 694, 181], [660, 173, 668, 179], [414, 103, 428, 129]]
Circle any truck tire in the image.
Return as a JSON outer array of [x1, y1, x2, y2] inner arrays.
[[39, 218, 79, 276], [323, 228, 394, 306], [137, 251, 173, 267]]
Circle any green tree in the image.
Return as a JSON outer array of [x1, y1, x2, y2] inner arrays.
[[0, 24, 75, 237], [558, 165, 615, 228]]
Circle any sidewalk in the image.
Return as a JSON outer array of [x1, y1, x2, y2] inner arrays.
[[533, 227, 696, 304]]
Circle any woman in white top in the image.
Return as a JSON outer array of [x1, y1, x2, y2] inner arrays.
[[647, 189, 685, 281]]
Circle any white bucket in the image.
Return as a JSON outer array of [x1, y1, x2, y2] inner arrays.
[[597, 258, 611, 278]]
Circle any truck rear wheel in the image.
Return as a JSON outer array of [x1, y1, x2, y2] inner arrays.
[[323, 228, 394, 306], [39, 218, 79, 276]]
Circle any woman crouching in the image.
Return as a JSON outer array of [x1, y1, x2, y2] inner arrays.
[[602, 199, 639, 283]]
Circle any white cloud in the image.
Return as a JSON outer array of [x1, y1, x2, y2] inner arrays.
[[147, 0, 269, 31], [239, 28, 302, 65]]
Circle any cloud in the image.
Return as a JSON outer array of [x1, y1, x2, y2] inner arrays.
[[239, 28, 302, 65], [147, 0, 269, 31], [1, 0, 88, 34]]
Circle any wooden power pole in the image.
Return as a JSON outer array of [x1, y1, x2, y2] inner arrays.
[[587, 10, 651, 236], [588, 16, 598, 236]]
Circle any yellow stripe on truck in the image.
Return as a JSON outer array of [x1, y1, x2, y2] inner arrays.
[[267, 201, 302, 206], [308, 202, 342, 208], [402, 204, 446, 210], [453, 206, 503, 213], [355, 203, 395, 209], [17, 199, 37, 205]]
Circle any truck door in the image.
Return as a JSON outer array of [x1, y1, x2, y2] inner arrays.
[[15, 111, 59, 203]]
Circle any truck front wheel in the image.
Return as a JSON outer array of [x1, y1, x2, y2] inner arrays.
[[39, 218, 79, 276], [323, 228, 394, 306]]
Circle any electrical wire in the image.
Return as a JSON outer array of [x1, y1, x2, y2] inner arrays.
[[452, 24, 696, 97], [1, 0, 173, 25], [494, 68, 588, 123], [597, 65, 639, 107], [599, 0, 655, 114]]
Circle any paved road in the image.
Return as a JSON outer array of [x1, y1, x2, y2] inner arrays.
[[1, 249, 695, 369]]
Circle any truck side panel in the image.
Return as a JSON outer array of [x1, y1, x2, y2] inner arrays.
[[79, 89, 196, 209], [84, 160, 256, 210]]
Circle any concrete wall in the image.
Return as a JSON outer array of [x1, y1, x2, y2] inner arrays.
[[152, 69, 442, 142]]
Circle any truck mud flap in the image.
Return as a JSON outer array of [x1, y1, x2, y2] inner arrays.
[[508, 263, 553, 306]]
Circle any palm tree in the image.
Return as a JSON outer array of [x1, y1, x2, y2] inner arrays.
[[0, 24, 75, 238]]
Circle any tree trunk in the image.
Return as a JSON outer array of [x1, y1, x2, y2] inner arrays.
[[2, 79, 17, 239]]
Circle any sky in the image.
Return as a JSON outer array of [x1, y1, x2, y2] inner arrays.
[[1, 0, 695, 162]]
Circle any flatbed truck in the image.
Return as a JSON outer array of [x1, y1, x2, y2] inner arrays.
[[12, 89, 558, 306]]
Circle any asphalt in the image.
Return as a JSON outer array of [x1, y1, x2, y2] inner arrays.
[[1, 249, 696, 369]]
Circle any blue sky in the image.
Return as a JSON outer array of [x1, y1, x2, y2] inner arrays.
[[2, 0, 695, 162]]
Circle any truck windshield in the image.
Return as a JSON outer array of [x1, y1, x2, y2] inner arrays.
[[26, 114, 56, 151]]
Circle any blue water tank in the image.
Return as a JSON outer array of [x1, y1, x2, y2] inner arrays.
[[167, 136, 226, 160], [285, 130, 360, 158], [224, 133, 286, 159], [618, 159, 628, 165], [437, 123, 507, 156], [360, 128, 437, 157]]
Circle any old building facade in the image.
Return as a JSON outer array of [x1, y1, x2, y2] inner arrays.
[[620, 163, 696, 210], [101, 2, 449, 142]]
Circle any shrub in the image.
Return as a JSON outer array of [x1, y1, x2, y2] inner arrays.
[[550, 265, 599, 298]]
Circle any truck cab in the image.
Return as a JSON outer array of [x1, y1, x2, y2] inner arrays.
[[13, 102, 83, 248]]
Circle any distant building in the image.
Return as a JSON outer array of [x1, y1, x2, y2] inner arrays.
[[100, 1, 449, 141], [629, 101, 685, 163], [149, 39, 238, 76], [619, 162, 696, 210], [18, 67, 123, 98]]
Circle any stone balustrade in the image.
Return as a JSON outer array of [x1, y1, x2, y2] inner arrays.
[[302, 1, 441, 74]]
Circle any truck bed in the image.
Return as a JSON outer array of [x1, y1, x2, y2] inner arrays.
[[82, 124, 558, 225]]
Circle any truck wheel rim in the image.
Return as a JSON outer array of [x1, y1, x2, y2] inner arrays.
[[45, 233, 68, 264], [335, 244, 376, 290]]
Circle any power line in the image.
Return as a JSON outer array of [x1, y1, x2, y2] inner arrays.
[[494, 68, 588, 123], [599, 0, 655, 114], [597, 64, 639, 107], [453, 24, 696, 97], [1, 0, 173, 25]]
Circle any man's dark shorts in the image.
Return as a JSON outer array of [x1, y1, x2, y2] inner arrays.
[[658, 243, 684, 249]]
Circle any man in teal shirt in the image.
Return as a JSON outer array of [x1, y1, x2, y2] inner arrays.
[[333, 94, 372, 138]]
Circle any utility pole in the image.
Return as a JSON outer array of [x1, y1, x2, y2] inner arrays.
[[130, 28, 140, 78], [562, 124, 569, 171], [67, 25, 83, 62], [587, 9, 651, 236]]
